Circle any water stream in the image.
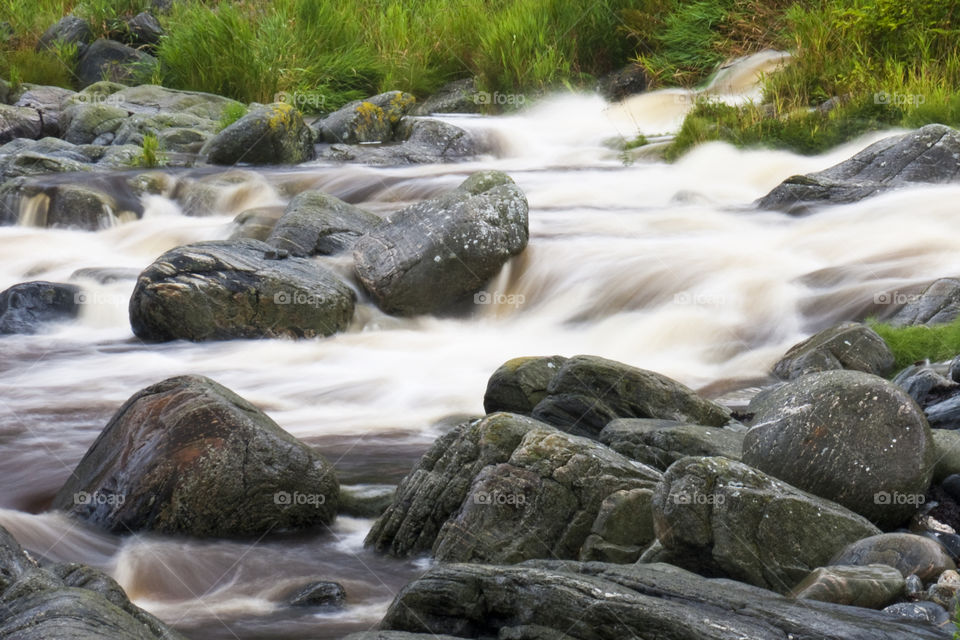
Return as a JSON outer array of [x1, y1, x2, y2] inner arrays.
[[1, 53, 958, 638]]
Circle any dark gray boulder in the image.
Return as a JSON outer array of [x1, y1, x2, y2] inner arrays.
[[52, 375, 339, 537], [0, 525, 188, 640], [883, 602, 951, 627], [126, 12, 164, 47], [789, 564, 905, 608], [229, 206, 285, 241], [76, 39, 157, 88], [286, 580, 346, 607], [890, 278, 960, 327], [742, 370, 936, 528], [483, 355, 568, 415], [0, 104, 42, 144], [13, 85, 75, 137], [201, 102, 315, 165], [411, 78, 482, 115], [531, 355, 732, 439], [830, 533, 956, 582], [652, 456, 880, 593], [773, 322, 894, 379], [365, 412, 661, 564], [599, 418, 744, 469], [893, 363, 957, 406], [599, 63, 649, 102], [0, 281, 79, 334], [266, 191, 381, 256], [319, 118, 485, 165], [129, 239, 356, 341], [353, 170, 528, 316], [378, 561, 950, 639], [757, 124, 960, 213], [36, 16, 94, 54]]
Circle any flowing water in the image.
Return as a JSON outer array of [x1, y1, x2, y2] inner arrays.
[[1, 52, 959, 638]]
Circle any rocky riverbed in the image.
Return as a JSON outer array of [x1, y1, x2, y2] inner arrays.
[[4, 36, 960, 639]]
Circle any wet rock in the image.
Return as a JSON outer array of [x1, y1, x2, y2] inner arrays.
[[790, 564, 904, 608], [578, 487, 655, 563], [530, 355, 732, 439], [201, 102, 315, 165], [0, 176, 140, 230], [13, 85, 75, 137], [60, 103, 129, 144], [378, 561, 949, 639], [36, 16, 94, 54], [365, 412, 661, 563], [319, 118, 485, 165], [889, 278, 960, 327], [598, 63, 649, 102], [112, 111, 217, 151], [652, 456, 880, 593], [53, 374, 339, 537], [76, 39, 158, 88], [170, 169, 272, 216], [318, 91, 415, 144], [125, 12, 164, 47], [344, 633, 465, 640], [906, 573, 925, 598], [742, 370, 935, 528], [0, 525, 188, 640], [353, 170, 528, 316], [925, 395, 960, 430], [883, 601, 951, 627], [0, 104, 42, 144], [338, 484, 396, 518], [757, 124, 960, 213], [129, 239, 356, 341], [928, 569, 960, 609], [0, 138, 93, 182], [229, 206, 285, 241], [933, 432, 960, 482], [0, 281, 79, 334], [70, 267, 140, 284], [411, 78, 482, 115], [772, 322, 894, 379], [483, 355, 568, 415], [267, 191, 381, 256], [830, 533, 956, 582], [286, 580, 346, 607], [599, 419, 743, 469], [893, 363, 956, 406]]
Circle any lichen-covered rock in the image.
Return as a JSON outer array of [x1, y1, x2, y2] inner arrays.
[[266, 191, 381, 256], [129, 239, 356, 341], [599, 418, 744, 469], [201, 102, 315, 165], [353, 170, 528, 316], [531, 355, 732, 439], [772, 322, 895, 379], [60, 103, 129, 144], [652, 456, 881, 593], [52, 375, 339, 537], [742, 370, 936, 528], [830, 533, 956, 582], [365, 412, 661, 564], [0, 281, 79, 334], [790, 564, 905, 609], [318, 91, 415, 144], [483, 355, 568, 415]]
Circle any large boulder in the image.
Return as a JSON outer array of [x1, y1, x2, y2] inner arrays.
[[111, 84, 242, 121], [365, 412, 662, 564], [0, 281, 79, 334], [530, 355, 732, 439], [125, 12, 164, 47], [353, 170, 528, 316], [411, 78, 482, 115], [0, 137, 92, 182], [742, 370, 936, 528], [129, 239, 356, 341], [52, 375, 339, 537], [772, 322, 894, 379], [76, 39, 157, 88], [889, 278, 960, 327], [599, 419, 744, 470], [319, 118, 485, 165], [0, 525, 188, 640], [266, 191, 381, 256], [0, 174, 142, 230], [59, 103, 129, 144], [318, 91, 415, 144], [652, 456, 881, 593], [830, 533, 956, 582], [483, 355, 568, 415], [757, 124, 960, 213], [13, 85, 75, 137], [36, 16, 94, 54], [377, 561, 949, 639], [790, 564, 904, 609], [0, 105, 42, 144], [201, 102, 315, 165]]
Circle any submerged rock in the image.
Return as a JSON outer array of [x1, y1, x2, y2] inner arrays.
[[286, 581, 346, 608], [790, 564, 905, 609], [772, 322, 894, 379], [652, 456, 880, 593], [0, 281, 79, 334], [201, 103, 315, 165], [53, 375, 339, 537], [266, 191, 381, 256], [353, 170, 528, 315], [377, 561, 949, 639], [743, 370, 935, 528], [757, 124, 960, 213], [129, 239, 356, 341], [365, 412, 661, 564]]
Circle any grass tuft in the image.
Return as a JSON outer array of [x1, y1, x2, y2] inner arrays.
[[870, 317, 960, 372]]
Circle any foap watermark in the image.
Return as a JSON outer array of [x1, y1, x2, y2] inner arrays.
[[274, 91, 326, 111], [673, 291, 727, 307], [874, 91, 926, 106], [274, 491, 326, 507], [473, 490, 527, 506], [474, 290, 525, 308], [673, 93, 719, 107], [873, 291, 922, 305], [274, 291, 328, 308], [874, 491, 925, 506], [75, 291, 127, 307], [71, 92, 124, 107], [671, 492, 724, 506], [74, 491, 125, 507], [474, 91, 526, 107]]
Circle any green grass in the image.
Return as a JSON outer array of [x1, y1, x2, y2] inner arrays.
[[130, 133, 165, 168], [870, 317, 960, 372], [217, 102, 248, 132]]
